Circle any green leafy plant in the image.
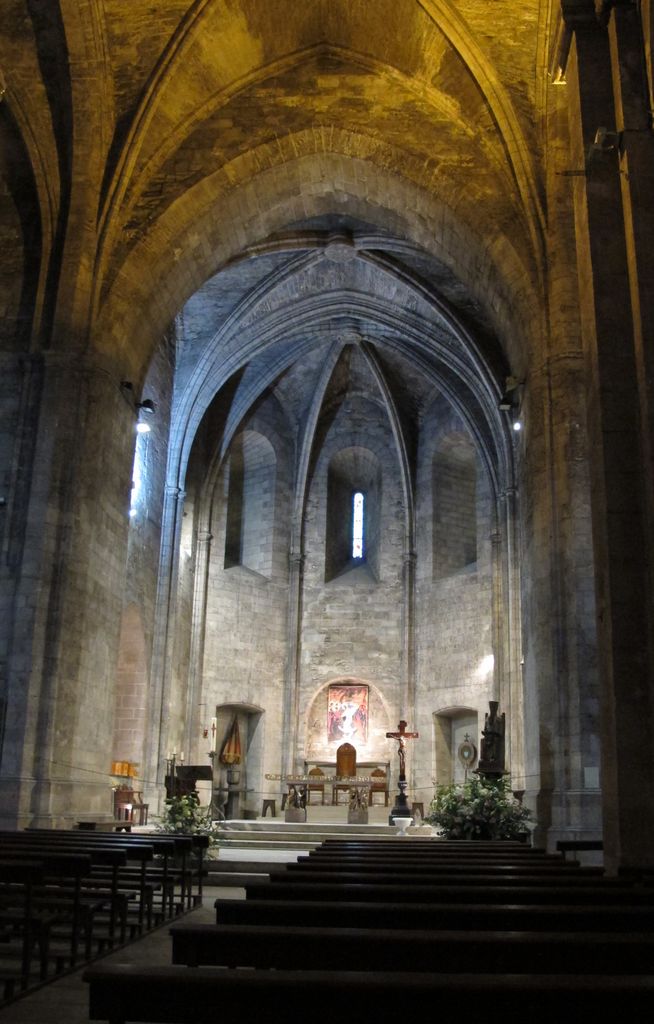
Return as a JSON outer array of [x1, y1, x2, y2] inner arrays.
[[156, 793, 222, 847], [425, 777, 533, 840]]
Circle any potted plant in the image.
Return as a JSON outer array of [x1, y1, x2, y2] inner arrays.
[[425, 777, 533, 840], [156, 792, 222, 853]]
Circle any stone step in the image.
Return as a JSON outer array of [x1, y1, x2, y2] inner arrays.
[[217, 837, 321, 851], [218, 819, 417, 838], [212, 818, 434, 868], [206, 869, 270, 887]]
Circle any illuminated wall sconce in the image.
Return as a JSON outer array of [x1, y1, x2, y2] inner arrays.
[[498, 376, 523, 411], [120, 381, 156, 432], [136, 399, 156, 434]]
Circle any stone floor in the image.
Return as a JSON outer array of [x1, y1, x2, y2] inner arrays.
[[0, 887, 242, 1024]]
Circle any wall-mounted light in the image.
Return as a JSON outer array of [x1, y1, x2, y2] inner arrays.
[[121, 382, 156, 432], [136, 399, 155, 434], [498, 375, 523, 412]]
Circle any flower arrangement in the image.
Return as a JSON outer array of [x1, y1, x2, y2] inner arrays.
[[156, 792, 222, 847], [425, 777, 533, 840]]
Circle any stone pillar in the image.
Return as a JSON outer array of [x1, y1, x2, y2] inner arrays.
[[281, 550, 304, 775], [184, 529, 212, 760], [490, 525, 504, 707], [497, 488, 525, 787], [519, 325, 600, 845], [401, 548, 417, 791], [143, 482, 186, 804], [0, 352, 134, 826], [564, 2, 654, 870], [401, 549, 417, 720], [606, 1, 654, 610]]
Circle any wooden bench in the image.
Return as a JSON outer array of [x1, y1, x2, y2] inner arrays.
[[278, 869, 615, 888], [24, 829, 206, 916], [314, 844, 544, 858], [0, 849, 100, 969], [287, 861, 605, 877], [244, 879, 654, 905], [215, 895, 654, 933], [320, 838, 538, 848], [25, 832, 172, 919], [2, 834, 149, 941], [169, 921, 654, 974], [0, 861, 52, 998], [82, 964, 654, 1023], [556, 840, 603, 861]]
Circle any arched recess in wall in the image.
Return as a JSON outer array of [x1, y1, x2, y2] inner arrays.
[[433, 706, 479, 786], [112, 603, 149, 779], [325, 446, 381, 583], [432, 433, 478, 580], [213, 702, 264, 819], [302, 675, 393, 765], [304, 678, 391, 764], [223, 430, 276, 578]]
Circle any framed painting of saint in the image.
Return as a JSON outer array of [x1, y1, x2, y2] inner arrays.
[[327, 683, 369, 744]]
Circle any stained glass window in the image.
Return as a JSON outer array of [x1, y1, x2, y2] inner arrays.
[[352, 491, 364, 559]]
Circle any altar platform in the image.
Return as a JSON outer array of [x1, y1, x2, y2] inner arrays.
[[207, 812, 435, 885]]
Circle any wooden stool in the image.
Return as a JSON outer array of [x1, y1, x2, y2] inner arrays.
[[411, 802, 424, 819], [261, 799, 276, 818]]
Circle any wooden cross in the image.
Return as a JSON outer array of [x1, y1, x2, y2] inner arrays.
[[386, 720, 419, 781]]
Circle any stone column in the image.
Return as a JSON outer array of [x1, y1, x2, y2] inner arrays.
[[401, 549, 417, 721], [281, 549, 304, 775], [520, 350, 600, 849], [401, 548, 418, 791], [490, 525, 504, 706], [184, 529, 212, 760], [143, 482, 186, 803], [606, 0, 654, 619], [497, 487, 525, 787], [564, 2, 654, 870], [0, 352, 134, 826]]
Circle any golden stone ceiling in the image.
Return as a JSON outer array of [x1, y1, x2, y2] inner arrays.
[[1, 0, 555, 419]]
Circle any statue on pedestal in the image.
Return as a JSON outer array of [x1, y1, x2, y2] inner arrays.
[[476, 700, 506, 780]]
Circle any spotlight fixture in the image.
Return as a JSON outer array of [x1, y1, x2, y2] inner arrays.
[[498, 375, 523, 412], [136, 399, 156, 415], [591, 127, 621, 153]]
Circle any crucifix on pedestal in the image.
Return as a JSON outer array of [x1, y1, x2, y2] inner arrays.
[[386, 719, 419, 824]]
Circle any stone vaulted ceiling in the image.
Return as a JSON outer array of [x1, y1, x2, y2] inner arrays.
[[1, 0, 555, 492]]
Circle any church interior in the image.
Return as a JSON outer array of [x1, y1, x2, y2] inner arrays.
[[1, 0, 654, 880]]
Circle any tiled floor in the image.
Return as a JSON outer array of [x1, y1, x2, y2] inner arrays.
[[0, 887, 241, 1024]]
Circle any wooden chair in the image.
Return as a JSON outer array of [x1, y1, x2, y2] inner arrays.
[[369, 768, 389, 806], [307, 767, 326, 805], [131, 792, 149, 826], [332, 743, 356, 805], [113, 787, 149, 825], [113, 786, 135, 823]]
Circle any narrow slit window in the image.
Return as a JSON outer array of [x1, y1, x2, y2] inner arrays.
[[352, 491, 364, 559]]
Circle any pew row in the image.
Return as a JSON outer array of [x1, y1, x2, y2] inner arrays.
[[243, 879, 654, 904], [83, 965, 654, 1024], [214, 896, 654, 932], [170, 921, 654, 974], [0, 828, 207, 1005]]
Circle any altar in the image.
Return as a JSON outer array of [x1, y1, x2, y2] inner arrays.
[[265, 769, 390, 810]]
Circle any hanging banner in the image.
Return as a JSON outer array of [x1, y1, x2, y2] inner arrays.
[[219, 716, 242, 765], [327, 684, 368, 744]]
